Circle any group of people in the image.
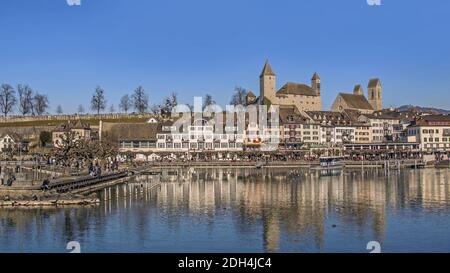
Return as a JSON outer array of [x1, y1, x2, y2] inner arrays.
[[1, 175, 16, 187], [88, 162, 102, 177], [88, 160, 120, 177]]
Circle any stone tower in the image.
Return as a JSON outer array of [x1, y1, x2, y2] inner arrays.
[[368, 78, 382, 111], [353, 84, 363, 96], [260, 61, 276, 104], [311, 72, 321, 95]]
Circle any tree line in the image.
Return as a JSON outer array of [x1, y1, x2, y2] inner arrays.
[[0, 83, 249, 117], [0, 84, 49, 117]]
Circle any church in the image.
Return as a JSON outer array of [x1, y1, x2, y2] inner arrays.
[[248, 61, 322, 112], [330, 79, 383, 114]]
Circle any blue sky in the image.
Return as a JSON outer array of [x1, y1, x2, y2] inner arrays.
[[0, 0, 449, 114]]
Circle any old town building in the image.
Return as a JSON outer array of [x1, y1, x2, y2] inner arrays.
[[407, 115, 450, 152]]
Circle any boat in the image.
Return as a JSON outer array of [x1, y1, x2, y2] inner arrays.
[[255, 162, 264, 169], [311, 157, 345, 171]]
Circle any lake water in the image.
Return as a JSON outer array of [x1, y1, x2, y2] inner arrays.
[[1, 167, 450, 253]]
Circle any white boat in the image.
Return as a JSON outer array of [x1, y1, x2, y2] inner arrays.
[[311, 157, 345, 171]]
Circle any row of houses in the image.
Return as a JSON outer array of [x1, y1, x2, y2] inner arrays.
[[2, 107, 449, 156], [95, 106, 450, 154]]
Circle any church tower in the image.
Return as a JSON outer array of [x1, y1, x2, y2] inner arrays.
[[353, 84, 363, 96], [311, 72, 321, 95], [368, 78, 382, 111], [260, 61, 276, 104]]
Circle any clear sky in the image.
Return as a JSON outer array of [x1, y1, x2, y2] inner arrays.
[[1, 0, 450, 114]]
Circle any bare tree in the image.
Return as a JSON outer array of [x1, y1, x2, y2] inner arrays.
[[0, 84, 17, 117], [132, 86, 148, 113], [186, 103, 194, 112], [34, 93, 49, 115], [119, 94, 132, 113], [77, 104, 85, 114], [17, 84, 34, 115], [56, 105, 63, 114], [149, 103, 162, 115], [161, 92, 178, 117], [91, 86, 107, 115], [109, 104, 115, 113], [203, 94, 215, 110], [230, 86, 248, 106]]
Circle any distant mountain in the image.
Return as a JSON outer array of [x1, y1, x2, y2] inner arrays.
[[396, 105, 450, 115]]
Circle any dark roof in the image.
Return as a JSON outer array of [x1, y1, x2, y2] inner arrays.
[[411, 115, 450, 127], [421, 115, 450, 121], [0, 132, 23, 141], [368, 78, 381, 88], [53, 120, 90, 132], [339, 93, 373, 110], [260, 61, 275, 77], [104, 123, 161, 142], [311, 72, 320, 80], [363, 112, 402, 120], [279, 106, 310, 124], [277, 82, 318, 96], [307, 111, 353, 126], [343, 109, 363, 121]]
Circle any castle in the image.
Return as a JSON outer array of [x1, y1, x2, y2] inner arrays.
[[248, 61, 383, 114], [253, 61, 322, 112]]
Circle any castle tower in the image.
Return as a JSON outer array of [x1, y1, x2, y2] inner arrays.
[[368, 78, 382, 111], [311, 72, 321, 95], [260, 61, 276, 104], [353, 84, 363, 96]]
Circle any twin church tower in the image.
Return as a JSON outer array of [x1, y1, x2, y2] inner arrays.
[[256, 61, 382, 113]]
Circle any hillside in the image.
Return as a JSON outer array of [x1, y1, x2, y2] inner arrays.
[[396, 105, 450, 115]]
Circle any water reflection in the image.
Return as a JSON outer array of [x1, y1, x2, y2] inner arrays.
[[0, 168, 450, 252]]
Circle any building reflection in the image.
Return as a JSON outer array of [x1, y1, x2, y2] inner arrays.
[[0, 168, 450, 252], [129, 168, 450, 252]]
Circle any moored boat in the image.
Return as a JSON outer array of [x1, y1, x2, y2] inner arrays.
[[311, 156, 345, 171]]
